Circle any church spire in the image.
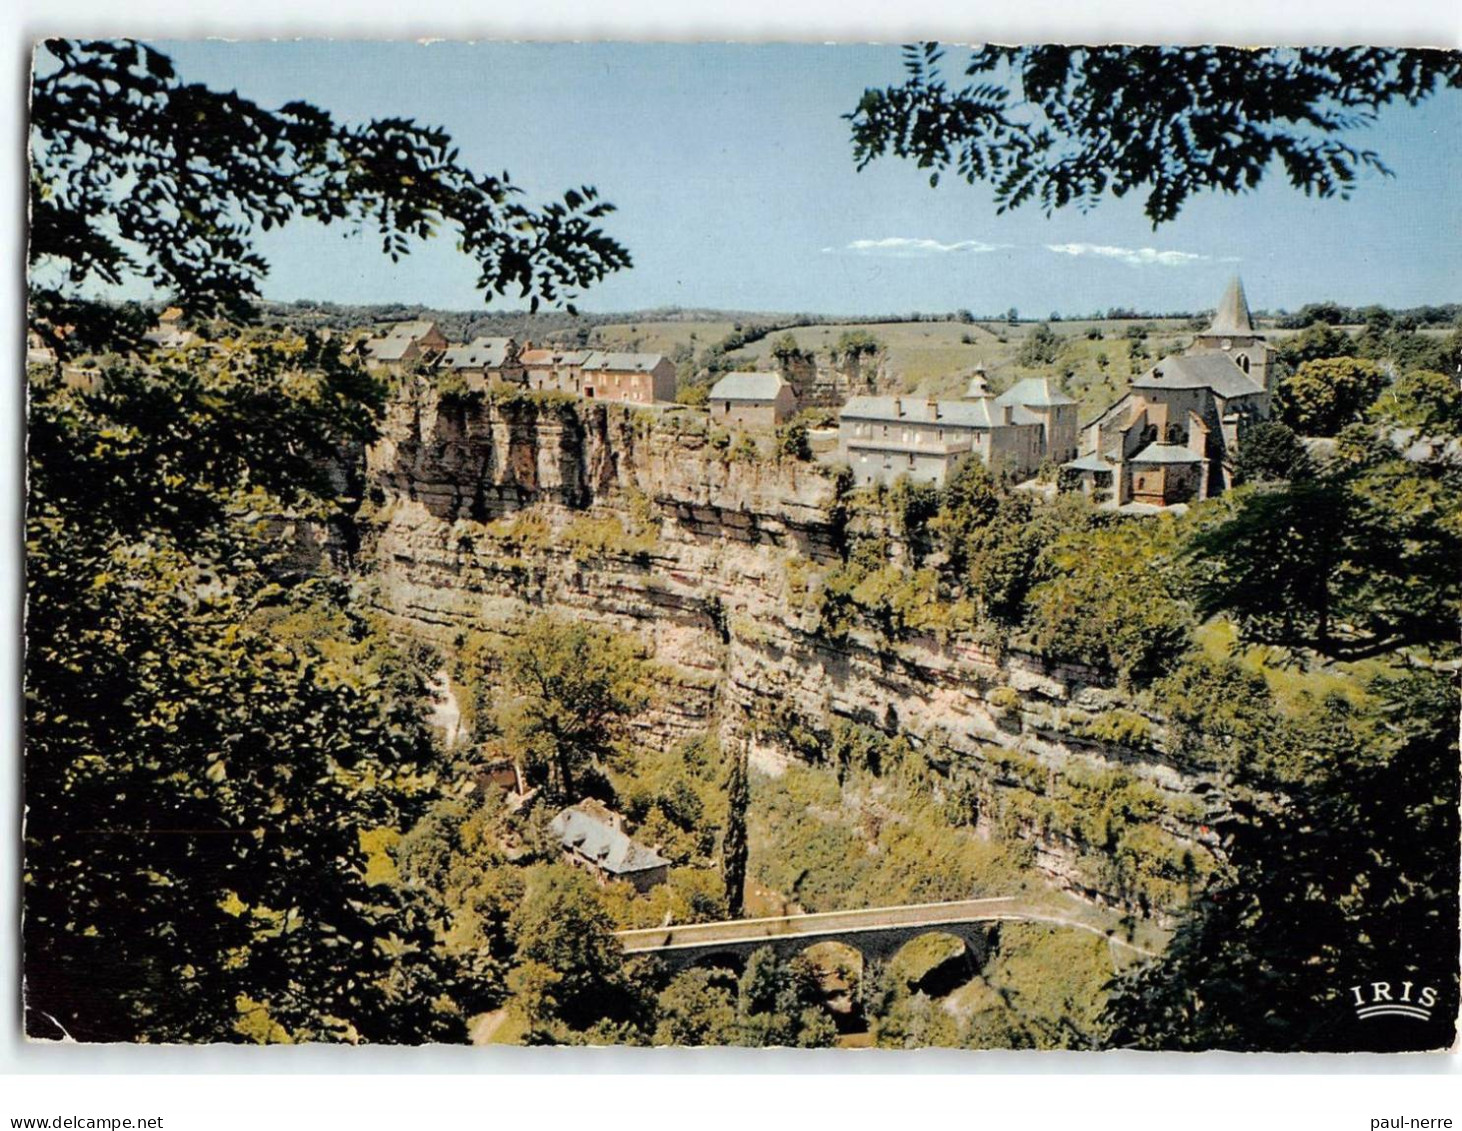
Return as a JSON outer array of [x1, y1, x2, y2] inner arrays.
[[1206, 276, 1254, 336]]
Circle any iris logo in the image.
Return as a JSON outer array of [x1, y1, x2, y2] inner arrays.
[[1349, 980, 1438, 1022]]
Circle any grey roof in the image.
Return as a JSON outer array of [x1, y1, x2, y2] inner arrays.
[[1205, 277, 1254, 336], [995, 376, 1076, 408], [708, 371, 790, 402], [440, 337, 516, 370], [580, 351, 669, 373], [388, 319, 440, 340], [841, 395, 1014, 429], [1131, 353, 1265, 400], [365, 336, 415, 362], [522, 348, 590, 367], [1130, 442, 1203, 464], [550, 806, 668, 875], [1064, 452, 1115, 472]]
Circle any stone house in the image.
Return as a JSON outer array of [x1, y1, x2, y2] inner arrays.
[[436, 336, 524, 386], [548, 801, 669, 893], [837, 369, 1077, 488], [995, 376, 1079, 465], [578, 351, 677, 404], [361, 319, 449, 371], [1065, 278, 1273, 508], [521, 347, 592, 394], [707, 371, 798, 428]]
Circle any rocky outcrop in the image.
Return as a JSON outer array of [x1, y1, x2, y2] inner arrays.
[[353, 384, 1223, 918]]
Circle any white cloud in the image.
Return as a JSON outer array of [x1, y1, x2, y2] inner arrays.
[[1044, 242, 1217, 268], [824, 237, 1004, 258]]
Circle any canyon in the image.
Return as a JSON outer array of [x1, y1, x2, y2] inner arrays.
[[322, 384, 1226, 924]]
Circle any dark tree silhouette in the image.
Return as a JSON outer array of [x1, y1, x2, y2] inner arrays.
[[848, 44, 1462, 224], [29, 39, 631, 354]]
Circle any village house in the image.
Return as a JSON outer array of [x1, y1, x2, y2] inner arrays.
[[435, 336, 524, 386], [360, 319, 449, 371], [707, 371, 798, 428], [836, 370, 1074, 488], [143, 305, 197, 350], [549, 801, 669, 893], [521, 346, 592, 394], [578, 351, 677, 404], [1064, 278, 1274, 509]]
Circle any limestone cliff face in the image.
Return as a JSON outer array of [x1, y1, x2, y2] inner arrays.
[[356, 384, 1223, 918]]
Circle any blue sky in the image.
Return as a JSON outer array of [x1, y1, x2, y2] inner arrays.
[[155, 41, 1462, 316]]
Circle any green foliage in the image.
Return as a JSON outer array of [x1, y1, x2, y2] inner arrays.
[[25, 359, 469, 1043], [1277, 356, 1388, 436], [508, 864, 648, 1035], [608, 732, 730, 867], [775, 418, 813, 461], [651, 949, 836, 1048], [1274, 322, 1353, 369], [560, 513, 658, 563], [965, 925, 1115, 1049], [1016, 323, 1063, 367], [1369, 368, 1462, 436], [29, 40, 629, 355], [848, 43, 1462, 224], [676, 382, 710, 407], [1231, 420, 1314, 484], [1025, 517, 1193, 685], [1189, 429, 1461, 658], [1108, 667, 1459, 1051], [491, 616, 651, 800], [1080, 709, 1155, 749], [748, 762, 1032, 912]]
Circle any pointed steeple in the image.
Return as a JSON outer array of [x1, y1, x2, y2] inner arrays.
[[1206, 276, 1254, 336]]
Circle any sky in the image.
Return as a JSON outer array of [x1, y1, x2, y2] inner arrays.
[[134, 41, 1462, 316]]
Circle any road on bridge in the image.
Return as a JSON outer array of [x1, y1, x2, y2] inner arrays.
[[614, 896, 1157, 959]]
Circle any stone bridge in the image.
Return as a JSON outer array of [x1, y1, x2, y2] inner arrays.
[[615, 896, 1151, 974]]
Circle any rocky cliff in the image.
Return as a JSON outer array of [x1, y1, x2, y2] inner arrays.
[[352, 384, 1224, 919]]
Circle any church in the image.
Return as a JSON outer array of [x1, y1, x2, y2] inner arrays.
[[1064, 278, 1274, 510]]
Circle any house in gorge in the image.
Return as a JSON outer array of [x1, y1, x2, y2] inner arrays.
[[549, 802, 669, 892], [1064, 277, 1275, 509]]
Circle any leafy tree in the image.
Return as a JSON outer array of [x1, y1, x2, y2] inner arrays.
[[734, 948, 839, 1047], [493, 616, 650, 800], [776, 418, 813, 461], [770, 332, 810, 367], [24, 356, 469, 1043], [1274, 322, 1353, 370], [1024, 518, 1192, 685], [1278, 357, 1389, 436], [1108, 668, 1458, 1052], [1016, 322, 1062, 367], [29, 39, 629, 355], [1190, 429, 1460, 658], [847, 44, 1462, 224], [1369, 368, 1462, 436], [966, 493, 1094, 627], [1185, 480, 1350, 652], [1231, 420, 1315, 485], [652, 968, 741, 1046], [931, 455, 1002, 572], [833, 329, 882, 366], [509, 864, 646, 1034]]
